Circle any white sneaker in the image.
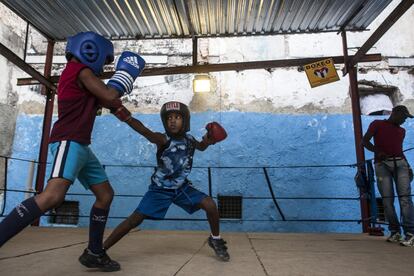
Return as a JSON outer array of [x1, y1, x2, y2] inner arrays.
[[400, 233, 414, 247], [386, 232, 402, 243]]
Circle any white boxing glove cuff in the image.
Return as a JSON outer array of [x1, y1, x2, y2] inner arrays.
[[109, 71, 134, 94]]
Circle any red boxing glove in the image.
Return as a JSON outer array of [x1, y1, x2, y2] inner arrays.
[[205, 122, 227, 144], [106, 98, 132, 122]]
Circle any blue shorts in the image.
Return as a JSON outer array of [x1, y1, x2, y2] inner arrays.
[[49, 141, 108, 189], [136, 183, 208, 219]]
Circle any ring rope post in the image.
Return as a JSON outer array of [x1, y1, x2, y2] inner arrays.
[[342, 30, 370, 233], [1, 157, 8, 216], [25, 160, 35, 200], [32, 40, 55, 227]]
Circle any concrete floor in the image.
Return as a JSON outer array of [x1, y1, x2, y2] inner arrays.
[[0, 227, 413, 276]]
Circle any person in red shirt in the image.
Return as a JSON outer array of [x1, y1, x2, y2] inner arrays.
[[363, 105, 414, 247], [0, 31, 144, 271]]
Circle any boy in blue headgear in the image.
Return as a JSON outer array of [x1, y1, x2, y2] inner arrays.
[[0, 31, 145, 272], [102, 101, 230, 262]]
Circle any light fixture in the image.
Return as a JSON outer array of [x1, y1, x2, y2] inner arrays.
[[193, 74, 211, 93]]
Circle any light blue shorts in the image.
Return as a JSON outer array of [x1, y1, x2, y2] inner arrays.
[[49, 141, 108, 189]]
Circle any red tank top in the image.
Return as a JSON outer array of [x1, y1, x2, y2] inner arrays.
[[49, 61, 99, 145]]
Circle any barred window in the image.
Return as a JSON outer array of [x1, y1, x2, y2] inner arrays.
[[218, 195, 242, 219], [376, 197, 386, 223], [49, 200, 79, 225]]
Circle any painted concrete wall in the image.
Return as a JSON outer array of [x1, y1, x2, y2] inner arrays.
[[0, 6, 26, 202], [1, 1, 414, 233], [0, 103, 17, 203], [3, 112, 414, 232]]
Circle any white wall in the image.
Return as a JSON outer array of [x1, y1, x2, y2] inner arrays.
[[0, 3, 26, 192], [1, 0, 414, 115]]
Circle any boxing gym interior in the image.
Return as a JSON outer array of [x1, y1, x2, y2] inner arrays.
[[1, 0, 414, 275]]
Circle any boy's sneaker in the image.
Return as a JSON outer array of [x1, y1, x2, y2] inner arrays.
[[386, 232, 402, 243], [79, 248, 121, 272], [400, 233, 414, 247], [207, 236, 230, 262]]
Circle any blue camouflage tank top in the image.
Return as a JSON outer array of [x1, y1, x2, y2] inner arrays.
[[151, 134, 196, 189]]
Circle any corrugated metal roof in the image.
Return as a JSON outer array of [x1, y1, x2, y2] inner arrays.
[[1, 0, 392, 41]]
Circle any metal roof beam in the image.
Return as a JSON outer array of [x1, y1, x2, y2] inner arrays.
[[349, 0, 414, 68], [0, 42, 56, 91], [338, 0, 368, 32], [182, 0, 196, 36], [16, 54, 381, 86], [192, 36, 198, 66]]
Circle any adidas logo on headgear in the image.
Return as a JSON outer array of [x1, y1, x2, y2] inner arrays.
[[123, 56, 141, 69]]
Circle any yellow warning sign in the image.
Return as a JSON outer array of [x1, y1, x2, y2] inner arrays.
[[304, 58, 340, 88]]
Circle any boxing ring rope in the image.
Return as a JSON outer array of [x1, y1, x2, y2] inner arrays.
[[1, 153, 413, 226]]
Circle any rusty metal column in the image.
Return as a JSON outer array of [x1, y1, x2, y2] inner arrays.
[[341, 31, 370, 233], [192, 36, 198, 66], [34, 40, 55, 204]]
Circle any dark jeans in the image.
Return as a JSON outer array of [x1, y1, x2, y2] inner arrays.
[[375, 159, 414, 235]]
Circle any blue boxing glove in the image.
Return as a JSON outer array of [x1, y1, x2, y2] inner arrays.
[[108, 51, 145, 96]]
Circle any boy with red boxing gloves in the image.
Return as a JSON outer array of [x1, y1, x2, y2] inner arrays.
[[103, 101, 230, 262]]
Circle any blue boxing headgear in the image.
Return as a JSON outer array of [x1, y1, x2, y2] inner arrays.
[[65, 31, 114, 75]]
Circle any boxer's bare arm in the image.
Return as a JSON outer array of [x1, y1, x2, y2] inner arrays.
[[76, 64, 119, 102], [126, 117, 167, 147]]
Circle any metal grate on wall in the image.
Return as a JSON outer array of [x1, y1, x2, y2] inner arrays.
[[218, 195, 242, 219], [49, 200, 79, 225], [376, 197, 386, 223]]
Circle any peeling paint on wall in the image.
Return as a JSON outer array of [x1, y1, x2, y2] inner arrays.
[[0, 103, 17, 194], [1, 1, 414, 116]]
